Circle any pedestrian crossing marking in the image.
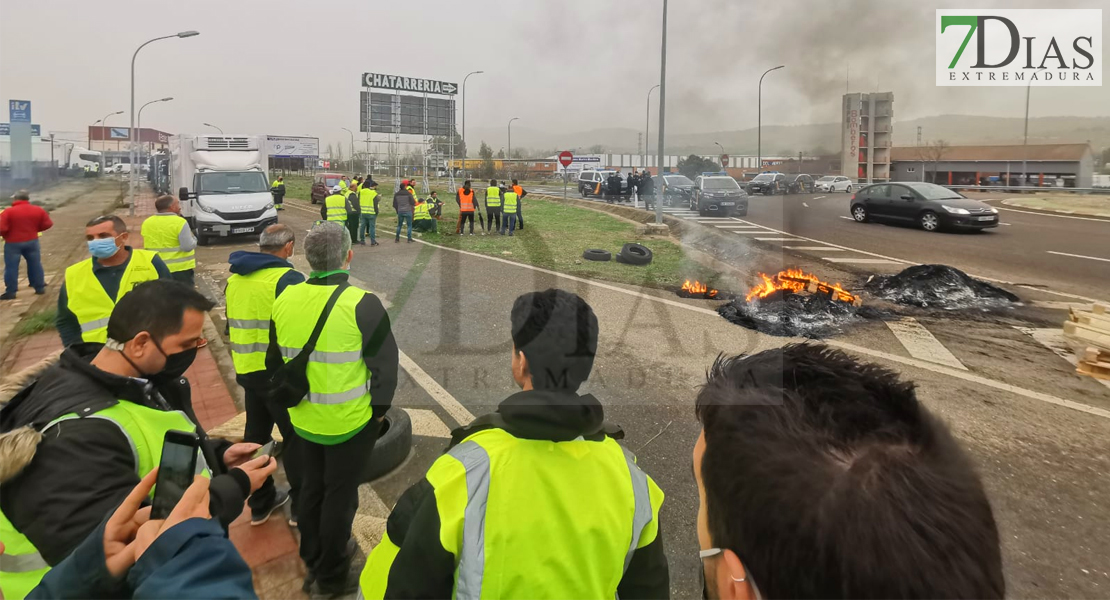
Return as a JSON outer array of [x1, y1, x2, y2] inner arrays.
[[404, 408, 452, 438], [885, 318, 967, 370]]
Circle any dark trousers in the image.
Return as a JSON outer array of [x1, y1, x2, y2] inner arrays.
[[516, 206, 524, 230], [500, 213, 517, 235], [486, 207, 502, 231], [243, 384, 301, 518], [3, 239, 44, 295], [347, 213, 360, 243], [169, 269, 195, 288], [297, 420, 380, 585], [273, 193, 284, 208], [456, 212, 475, 233]]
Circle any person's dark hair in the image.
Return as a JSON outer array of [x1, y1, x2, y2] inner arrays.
[[490, 179, 497, 186], [512, 179, 518, 184], [463, 180, 471, 187], [510, 289, 597, 392], [86, 214, 127, 234], [154, 195, 176, 212], [695, 344, 1004, 599], [106, 280, 215, 343]]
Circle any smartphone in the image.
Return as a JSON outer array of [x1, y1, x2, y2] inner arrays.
[[150, 430, 200, 520], [251, 440, 276, 460]]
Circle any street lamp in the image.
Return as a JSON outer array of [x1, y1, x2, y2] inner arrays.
[[202, 122, 224, 134], [137, 98, 172, 171], [461, 70, 484, 163], [130, 30, 199, 215], [1021, 67, 1046, 188], [507, 117, 519, 170], [714, 141, 726, 167], [645, 84, 659, 170], [654, 0, 669, 225], [341, 127, 356, 172], [757, 65, 784, 173], [96, 110, 123, 154]]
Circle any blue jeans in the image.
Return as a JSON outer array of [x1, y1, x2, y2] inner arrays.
[[395, 213, 413, 240], [500, 213, 517, 235], [360, 214, 377, 243], [4, 239, 45, 295]]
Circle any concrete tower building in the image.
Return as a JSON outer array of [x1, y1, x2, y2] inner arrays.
[[841, 92, 893, 183]]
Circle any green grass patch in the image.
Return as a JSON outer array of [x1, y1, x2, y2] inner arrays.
[[280, 175, 315, 202], [12, 307, 57, 339]]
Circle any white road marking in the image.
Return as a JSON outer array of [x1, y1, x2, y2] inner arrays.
[[784, 246, 845, 251], [714, 224, 762, 229], [403, 408, 452, 438], [813, 196, 827, 200], [731, 230, 769, 234], [838, 216, 854, 221], [754, 237, 799, 241], [885, 318, 968, 370], [996, 206, 1110, 223], [1047, 250, 1110, 263], [398, 352, 475, 426], [822, 258, 904, 265], [1015, 327, 1110, 391]]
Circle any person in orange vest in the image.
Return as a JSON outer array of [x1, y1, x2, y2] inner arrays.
[[511, 179, 527, 231], [455, 181, 478, 235]]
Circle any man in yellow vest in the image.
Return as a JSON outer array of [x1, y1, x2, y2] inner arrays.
[[500, 186, 519, 236], [358, 180, 380, 246], [0, 280, 277, 600], [411, 195, 437, 234], [484, 178, 503, 233], [141, 195, 197, 287], [359, 289, 668, 599], [271, 176, 286, 210], [55, 215, 171, 347], [320, 185, 349, 222], [265, 221, 398, 596], [226, 223, 305, 525]]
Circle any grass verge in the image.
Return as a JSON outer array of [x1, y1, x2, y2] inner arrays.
[[12, 307, 57, 339]]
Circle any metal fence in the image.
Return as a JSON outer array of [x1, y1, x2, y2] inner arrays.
[[0, 162, 66, 201]]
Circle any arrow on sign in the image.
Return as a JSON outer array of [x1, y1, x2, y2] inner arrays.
[[442, 83, 458, 94]]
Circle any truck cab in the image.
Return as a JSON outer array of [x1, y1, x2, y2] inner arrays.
[[170, 135, 277, 246]]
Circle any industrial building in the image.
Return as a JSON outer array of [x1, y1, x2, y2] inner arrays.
[[87, 126, 172, 166], [841, 92, 893, 183], [889, 143, 1096, 188]]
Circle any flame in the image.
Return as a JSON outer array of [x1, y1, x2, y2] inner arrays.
[[745, 269, 858, 304], [681, 280, 719, 299]]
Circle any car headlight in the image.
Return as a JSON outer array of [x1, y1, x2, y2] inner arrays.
[[264, 202, 275, 211], [196, 199, 217, 213], [942, 205, 970, 215], [988, 207, 998, 214]]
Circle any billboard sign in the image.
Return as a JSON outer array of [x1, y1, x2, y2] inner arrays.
[[0, 123, 41, 136], [8, 100, 31, 123], [109, 127, 129, 139], [361, 72, 458, 95], [267, 135, 319, 158], [361, 91, 455, 136]]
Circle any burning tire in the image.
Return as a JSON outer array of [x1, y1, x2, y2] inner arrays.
[[582, 248, 612, 262], [851, 204, 869, 223], [616, 243, 653, 266], [918, 210, 941, 232]]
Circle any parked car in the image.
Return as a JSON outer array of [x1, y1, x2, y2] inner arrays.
[[850, 181, 999, 232], [786, 174, 815, 194], [747, 172, 786, 195], [311, 172, 345, 204], [661, 174, 694, 206], [815, 175, 854, 193], [577, 170, 626, 199], [691, 175, 748, 216]]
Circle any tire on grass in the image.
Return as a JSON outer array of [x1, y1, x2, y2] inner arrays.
[[616, 243, 653, 266], [360, 407, 413, 483], [582, 249, 612, 262]]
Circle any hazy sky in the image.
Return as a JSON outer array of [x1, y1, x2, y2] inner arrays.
[[1, 0, 1107, 152]]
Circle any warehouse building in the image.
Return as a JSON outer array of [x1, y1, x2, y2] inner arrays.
[[890, 143, 1095, 188]]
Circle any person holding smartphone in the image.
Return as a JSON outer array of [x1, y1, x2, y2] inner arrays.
[[0, 281, 274, 600]]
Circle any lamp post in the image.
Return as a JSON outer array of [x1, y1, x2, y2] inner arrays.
[[714, 141, 725, 168], [202, 122, 224, 134], [757, 65, 784, 173], [462, 70, 484, 167], [96, 110, 123, 155], [130, 30, 199, 215], [137, 97, 172, 176], [654, 0, 668, 225], [507, 117, 519, 176], [342, 127, 355, 172], [645, 84, 659, 170], [1020, 68, 1045, 188]]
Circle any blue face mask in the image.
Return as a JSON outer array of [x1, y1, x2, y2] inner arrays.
[[88, 237, 120, 259]]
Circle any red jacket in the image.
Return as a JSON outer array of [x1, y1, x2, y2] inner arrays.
[[0, 200, 53, 243]]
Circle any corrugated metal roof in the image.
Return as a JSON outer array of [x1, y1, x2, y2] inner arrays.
[[891, 143, 1091, 162]]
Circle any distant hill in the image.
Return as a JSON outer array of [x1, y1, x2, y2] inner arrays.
[[468, 116, 1110, 157]]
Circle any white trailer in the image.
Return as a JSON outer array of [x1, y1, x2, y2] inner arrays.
[[169, 134, 276, 245]]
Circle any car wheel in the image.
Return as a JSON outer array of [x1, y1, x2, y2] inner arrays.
[[735, 208, 748, 217], [919, 210, 941, 232], [582, 248, 612, 262], [616, 243, 653, 266], [197, 234, 210, 247], [698, 206, 708, 217], [360, 407, 413, 482], [851, 204, 869, 223], [845, 185, 852, 193], [580, 186, 587, 198]]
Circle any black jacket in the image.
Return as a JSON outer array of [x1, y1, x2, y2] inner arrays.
[[225, 250, 306, 388], [377, 389, 670, 598], [608, 174, 623, 194], [0, 344, 250, 567]]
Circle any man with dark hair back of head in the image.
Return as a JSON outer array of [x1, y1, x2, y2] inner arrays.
[[141, 195, 197, 287], [693, 343, 1005, 600], [225, 223, 305, 526], [359, 289, 669, 599], [56, 214, 171, 347], [0, 280, 277, 599]]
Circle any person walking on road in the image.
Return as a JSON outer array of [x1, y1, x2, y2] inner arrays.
[[266, 221, 398, 596], [358, 181, 380, 246], [455, 180, 477, 235], [225, 224, 305, 527], [485, 179, 503, 233], [511, 179, 527, 230], [271, 176, 286, 211], [0, 280, 276, 600], [345, 183, 361, 245], [500, 185, 519, 236], [56, 215, 171, 346], [140, 195, 197, 287], [1, 190, 52, 300], [393, 182, 415, 243], [358, 289, 668, 599], [321, 185, 347, 223]]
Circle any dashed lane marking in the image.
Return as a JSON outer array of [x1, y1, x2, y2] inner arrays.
[[1047, 250, 1110, 263], [822, 258, 904, 265], [885, 318, 968, 370], [783, 246, 845, 251], [754, 237, 799, 241]]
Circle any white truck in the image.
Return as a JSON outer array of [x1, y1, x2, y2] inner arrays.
[[169, 134, 276, 245]]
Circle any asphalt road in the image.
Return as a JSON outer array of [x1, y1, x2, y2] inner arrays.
[[191, 195, 1110, 599]]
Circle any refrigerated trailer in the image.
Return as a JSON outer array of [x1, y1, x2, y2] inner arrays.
[[169, 134, 277, 246]]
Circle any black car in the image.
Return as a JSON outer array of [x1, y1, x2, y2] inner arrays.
[[661, 174, 694, 207], [786, 174, 815, 194], [850, 181, 999, 232], [692, 175, 748, 216], [747, 172, 785, 195]]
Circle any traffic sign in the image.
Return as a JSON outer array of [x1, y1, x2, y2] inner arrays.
[[558, 151, 573, 167], [720, 154, 729, 167], [9, 100, 30, 123]]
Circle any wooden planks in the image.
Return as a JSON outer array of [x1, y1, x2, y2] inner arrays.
[[1063, 304, 1110, 380]]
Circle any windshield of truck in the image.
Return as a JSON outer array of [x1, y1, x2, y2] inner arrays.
[[664, 175, 693, 186], [196, 172, 268, 194], [703, 178, 741, 190], [752, 174, 775, 182]]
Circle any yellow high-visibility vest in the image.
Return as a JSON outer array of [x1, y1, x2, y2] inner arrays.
[[64, 250, 160, 343], [140, 214, 195, 272], [226, 266, 291, 375], [359, 188, 378, 215], [325, 193, 347, 221], [486, 186, 502, 208]]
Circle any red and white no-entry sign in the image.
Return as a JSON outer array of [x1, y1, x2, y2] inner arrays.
[[720, 154, 729, 167], [558, 151, 574, 168]]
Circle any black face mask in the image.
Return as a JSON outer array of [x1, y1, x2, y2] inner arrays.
[[149, 346, 197, 386]]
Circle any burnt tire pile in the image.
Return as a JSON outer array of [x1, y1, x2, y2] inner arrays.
[[718, 292, 861, 338], [582, 244, 653, 266], [864, 264, 1018, 310]]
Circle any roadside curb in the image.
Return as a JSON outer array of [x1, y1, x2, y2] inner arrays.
[[997, 197, 1110, 220]]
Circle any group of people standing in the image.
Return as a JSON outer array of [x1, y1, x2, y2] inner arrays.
[[454, 178, 526, 236]]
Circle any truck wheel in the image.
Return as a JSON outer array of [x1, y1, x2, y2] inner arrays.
[[582, 249, 612, 262], [360, 407, 413, 482], [197, 234, 210, 247], [616, 243, 653, 266]]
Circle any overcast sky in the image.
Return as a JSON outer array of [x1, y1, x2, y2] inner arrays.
[[1, 0, 1106, 152]]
